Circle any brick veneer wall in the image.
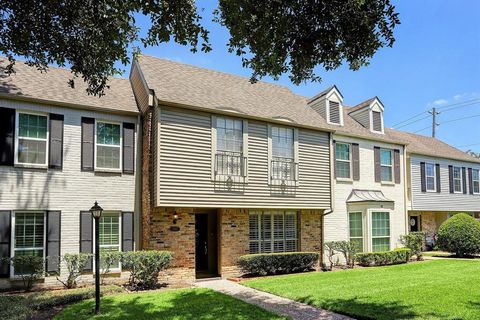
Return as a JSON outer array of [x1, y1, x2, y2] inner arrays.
[[219, 208, 249, 277], [299, 209, 323, 252]]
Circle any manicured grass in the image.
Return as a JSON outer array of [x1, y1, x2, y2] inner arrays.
[[0, 285, 124, 320], [422, 251, 454, 257], [55, 288, 286, 320], [245, 260, 480, 320]]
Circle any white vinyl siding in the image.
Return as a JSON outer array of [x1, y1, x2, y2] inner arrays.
[[473, 169, 480, 194], [348, 212, 363, 252], [15, 112, 49, 167], [425, 163, 436, 191], [11, 212, 46, 276], [380, 149, 393, 182], [371, 211, 390, 252], [336, 142, 351, 179], [453, 166, 462, 193], [249, 211, 297, 254], [95, 121, 122, 171]]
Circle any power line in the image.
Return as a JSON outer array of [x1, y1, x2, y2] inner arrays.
[[391, 111, 429, 128], [440, 113, 480, 125], [394, 114, 431, 129], [436, 98, 480, 111], [456, 142, 480, 148], [413, 125, 432, 134]]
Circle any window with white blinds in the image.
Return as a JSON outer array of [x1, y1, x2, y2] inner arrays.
[[249, 211, 298, 254]]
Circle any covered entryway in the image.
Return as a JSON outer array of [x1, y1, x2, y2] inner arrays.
[[195, 211, 219, 279]]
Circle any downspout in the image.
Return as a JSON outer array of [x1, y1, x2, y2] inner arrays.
[[403, 145, 409, 236]]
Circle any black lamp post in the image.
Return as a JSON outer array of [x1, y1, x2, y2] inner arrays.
[[90, 201, 103, 315]]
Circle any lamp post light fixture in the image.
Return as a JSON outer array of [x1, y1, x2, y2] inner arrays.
[[89, 201, 103, 315]]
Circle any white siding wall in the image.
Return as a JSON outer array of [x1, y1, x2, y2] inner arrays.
[[324, 135, 407, 255], [156, 106, 331, 208], [410, 154, 480, 211], [0, 99, 139, 285]]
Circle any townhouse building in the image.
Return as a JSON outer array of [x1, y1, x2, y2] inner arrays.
[[0, 61, 141, 287]]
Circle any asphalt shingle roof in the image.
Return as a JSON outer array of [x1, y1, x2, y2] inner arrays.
[[0, 58, 138, 114]]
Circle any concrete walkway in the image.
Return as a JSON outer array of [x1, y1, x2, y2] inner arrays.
[[195, 279, 354, 320]]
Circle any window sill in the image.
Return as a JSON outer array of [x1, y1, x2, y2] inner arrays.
[[380, 181, 395, 186], [336, 177, 353, 183], [94, 168, 122, 174], [14, 163, 48, 170]]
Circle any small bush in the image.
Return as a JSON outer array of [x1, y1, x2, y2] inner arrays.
[[400, 232, 425, 260], [57, 253, 93, 289], [5, 255, 45, 291], [356, 248, 411, 267], [323, 242, 338, 270], [332, 241, 357, 268], [437, 213, 480, 257], [100, 251, 123, 284], [122, 250, 173, 290], [238, 252, 319, 276]]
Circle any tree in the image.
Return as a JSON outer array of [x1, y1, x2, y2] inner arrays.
[[0, 0, 399, 95]]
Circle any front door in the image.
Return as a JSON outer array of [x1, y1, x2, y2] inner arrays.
[[195, 213, 218, 278], [409, 215, 420, 232]]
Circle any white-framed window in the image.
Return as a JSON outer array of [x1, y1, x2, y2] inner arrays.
[[215, 116, 244, 176], [371, 211, 390, 252], [335, 142, 351, 179], [453, 166, 462, 193], [472, 169, 480, 194], [380, 149, 393, 182], [15, 111, 49, 167], [271, 126, 296, 181], [11, 211, 46, 276], [425, 163, 436, 191], [95, 120, 122, 171], [348, 212, 363, 252], [97, 212, 121, 272], [249, 211, 297, 254]]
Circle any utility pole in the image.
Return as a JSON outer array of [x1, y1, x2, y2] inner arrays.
[[429, 107, 440, 138]]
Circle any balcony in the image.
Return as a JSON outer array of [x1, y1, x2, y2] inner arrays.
[[270, 158, 298, 195], [214, 152, 247, 191]]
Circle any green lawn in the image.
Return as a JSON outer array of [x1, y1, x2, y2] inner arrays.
[[55, 288, 286, 320], [245, 260, 480, 320]]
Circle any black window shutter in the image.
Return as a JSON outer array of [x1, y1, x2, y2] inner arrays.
[[0, 211, 11, 277], [49, 114, 64, 170], [435, 164, 441, 193], [81, 117, 95, 171], [468, 168, 474, 195], [394, 149, 401, 184], [46, 211, 61, 274], [462, 167, 467, 194], [80, 211, 93, 271], [420, 162, 426, 192], [448, 165, 454, 194], [122, 212, 134, 252], [332, 140, 337, 178], [374, 146, 381, 182], [352, 143, 360, 181], [123, 123, 135, 174], [0, 107, 15, 166]]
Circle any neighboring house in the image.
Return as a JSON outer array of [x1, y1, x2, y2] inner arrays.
[[315, 87, 407, 256], [130, 55, 338, 280], [389, 130, 480, 247], [0, 61, 141, 288]]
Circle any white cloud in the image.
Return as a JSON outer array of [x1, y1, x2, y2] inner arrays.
[[433, 99, 448, 106]]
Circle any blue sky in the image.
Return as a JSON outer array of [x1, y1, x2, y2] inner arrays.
[[125, 0, 480, 151]]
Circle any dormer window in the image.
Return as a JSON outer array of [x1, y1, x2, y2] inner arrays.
[[328, 101, 341, 125], [372, 111, 383, 132], [308, 85, 344, 126]]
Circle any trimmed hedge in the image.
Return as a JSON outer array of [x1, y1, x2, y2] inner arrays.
[[356, 248, 411, 267], [122, 250, 173, 290], [437, 213, 480, 257], [238, 252, 319, 276]]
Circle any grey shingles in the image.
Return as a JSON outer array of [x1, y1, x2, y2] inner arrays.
[[0, 58, 138, 114]]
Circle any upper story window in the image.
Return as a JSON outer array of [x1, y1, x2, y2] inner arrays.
[[425, 163, 436, 191], [372, 111, 383, 132], [271, 126, 296, 181], [15, 112, 49, 166], [95, 121, 122, 171], [453, 166, 462, 193], [473, 169, 480, 194], [335, 142, 351, 179], [215, 117, 244, 177], [380, 149, 393, 182]]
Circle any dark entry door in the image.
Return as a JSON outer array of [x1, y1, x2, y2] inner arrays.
[[195, 214, 209, 272], [409, 216, 420, 232], [195, 213, 218, 278]]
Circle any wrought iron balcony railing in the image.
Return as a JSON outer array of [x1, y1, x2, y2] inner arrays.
[[214, 152, 247, 180], [271, 157, 298, 182]]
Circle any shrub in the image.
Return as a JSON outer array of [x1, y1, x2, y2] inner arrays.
[[122, 250, 173, 290], [6, 255, 45, 291], [332, 241, 357, 268], [100, 251, 123, 284], [437, 213, 480, 257], [356, 248, 411, 267], [323, 242, 338, 271], [238, 252, 319, 276], [57, 253, 92, 289], [400, 232, 425, 260]]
